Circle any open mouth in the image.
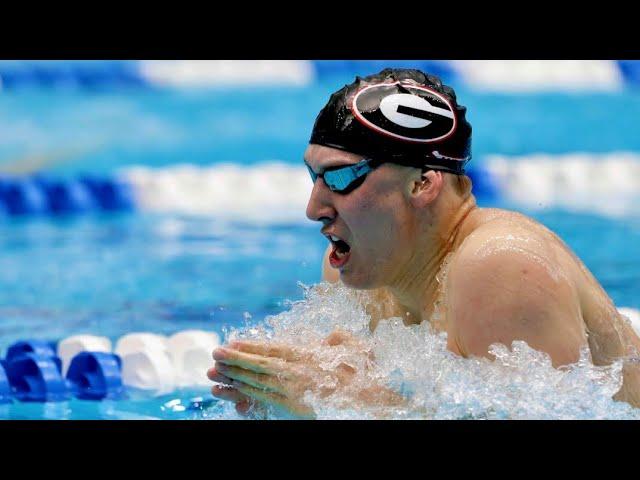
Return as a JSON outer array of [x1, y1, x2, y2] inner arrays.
[[326, 234, 352, 269]]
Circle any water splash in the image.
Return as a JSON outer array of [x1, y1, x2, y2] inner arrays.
[[213, 282, 640, 420]]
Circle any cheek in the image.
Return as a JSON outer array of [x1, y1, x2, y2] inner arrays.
[[346, 190, 411, 251]]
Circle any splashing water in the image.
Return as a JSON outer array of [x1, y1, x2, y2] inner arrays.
[[208, 282, 640, 420]]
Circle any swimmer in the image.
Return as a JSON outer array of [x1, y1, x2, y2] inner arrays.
[[208, 68, 640, 418]]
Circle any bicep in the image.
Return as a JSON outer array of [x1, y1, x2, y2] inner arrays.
[[447, 245, 586, 368]]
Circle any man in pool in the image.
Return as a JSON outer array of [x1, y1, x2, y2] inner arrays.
[[207, 68, 640, 418]]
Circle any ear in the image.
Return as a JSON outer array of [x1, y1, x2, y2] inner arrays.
[[409, 170, 444, 208]]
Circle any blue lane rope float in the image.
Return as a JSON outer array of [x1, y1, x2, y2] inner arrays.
[[0, 361, 11, 404], [2, 61, 640, 91], [4, 341, 66, 402], [0, 330, 221, 402], [0, 166, 499, 219], [79, 176, 134, 211], [0, 61, 145, 90], [2, 340, 126, 403], [617, 61, 640, 86], [5, 353, 70, 402], [66, 352, 125, 401], [35, 178, 97, 214], [0, 174, 135, 217], [6, 340, 58, 363], [0, 178, 49, 215]]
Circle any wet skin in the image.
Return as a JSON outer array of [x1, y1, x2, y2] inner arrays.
[[208, 144, 640, 417]]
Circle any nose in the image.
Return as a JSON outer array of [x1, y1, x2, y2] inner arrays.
[[306, 177, 337, 224]]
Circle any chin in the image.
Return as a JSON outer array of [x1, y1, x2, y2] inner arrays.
[[339, 267, 380, 290]]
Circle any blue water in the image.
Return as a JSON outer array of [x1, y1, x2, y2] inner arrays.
[[1, 84, 640, 419], [4, 87, 640, 174]]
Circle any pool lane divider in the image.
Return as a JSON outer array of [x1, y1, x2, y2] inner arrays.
[[2, 60, 640, 91], [67, 352, 125, 400], [0, 165, 502, 220], [0, 174, 134, 217], [0, 330, 220, 403]]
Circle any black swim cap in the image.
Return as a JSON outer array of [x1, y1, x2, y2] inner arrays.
[[309, 68, 472, 175]]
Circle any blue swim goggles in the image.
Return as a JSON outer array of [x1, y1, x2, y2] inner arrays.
[[305, 156, 466, 195], [305, 158, 384, 194]]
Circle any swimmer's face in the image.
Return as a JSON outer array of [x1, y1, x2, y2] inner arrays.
[[304, 144, 423, 289]]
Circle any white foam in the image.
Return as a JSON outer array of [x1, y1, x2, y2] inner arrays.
[[212, 283, 640, 420], [619, 308, 640, 336], [451, 60, 624, 92], [120, 162, 313, 223], [485, 152, 640, 217], [138, 61, 314, 88]]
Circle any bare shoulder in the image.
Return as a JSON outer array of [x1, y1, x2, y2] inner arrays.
[[449, 210, 569, 282], [445, 209, 586, 367], [448, 211, 567, 303]]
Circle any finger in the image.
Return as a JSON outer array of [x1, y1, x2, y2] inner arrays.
[[231, 380, 314, 419], [324, 329, 355, 346], [228, 340, 307, 361], [211, 384, 267, 419], [236, 399, 252, 416], [213, 347, 284, 374], [324, 330, 374, 359], [211, 384, 249, 404], [207, 366, 223, 381], [207, 366, 234, 384], [216, 363, 287, 394], [235, 399, 268, 419]]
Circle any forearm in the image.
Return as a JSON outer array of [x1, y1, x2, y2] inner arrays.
[[614, 361, 640, 408], [611, 316, 640, 408]]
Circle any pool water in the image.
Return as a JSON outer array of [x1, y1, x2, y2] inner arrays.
[[1, 84, 639, 419]]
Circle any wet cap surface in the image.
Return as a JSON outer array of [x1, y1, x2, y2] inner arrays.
[[310, 68, 472, 174]]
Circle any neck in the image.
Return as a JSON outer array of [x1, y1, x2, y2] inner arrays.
[[387, 194, 477, 325]]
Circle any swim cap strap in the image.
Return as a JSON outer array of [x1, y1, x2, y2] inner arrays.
[[377, 155, 469, 175]]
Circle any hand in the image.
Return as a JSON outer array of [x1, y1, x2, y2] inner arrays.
[[208, 329, 390, 419], [208, 381, 269, 418], [208, 340, 315, 419]]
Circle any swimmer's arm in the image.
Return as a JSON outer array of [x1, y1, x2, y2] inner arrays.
[[610, 315, 640, 407], [446, 240, 586, 368]]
